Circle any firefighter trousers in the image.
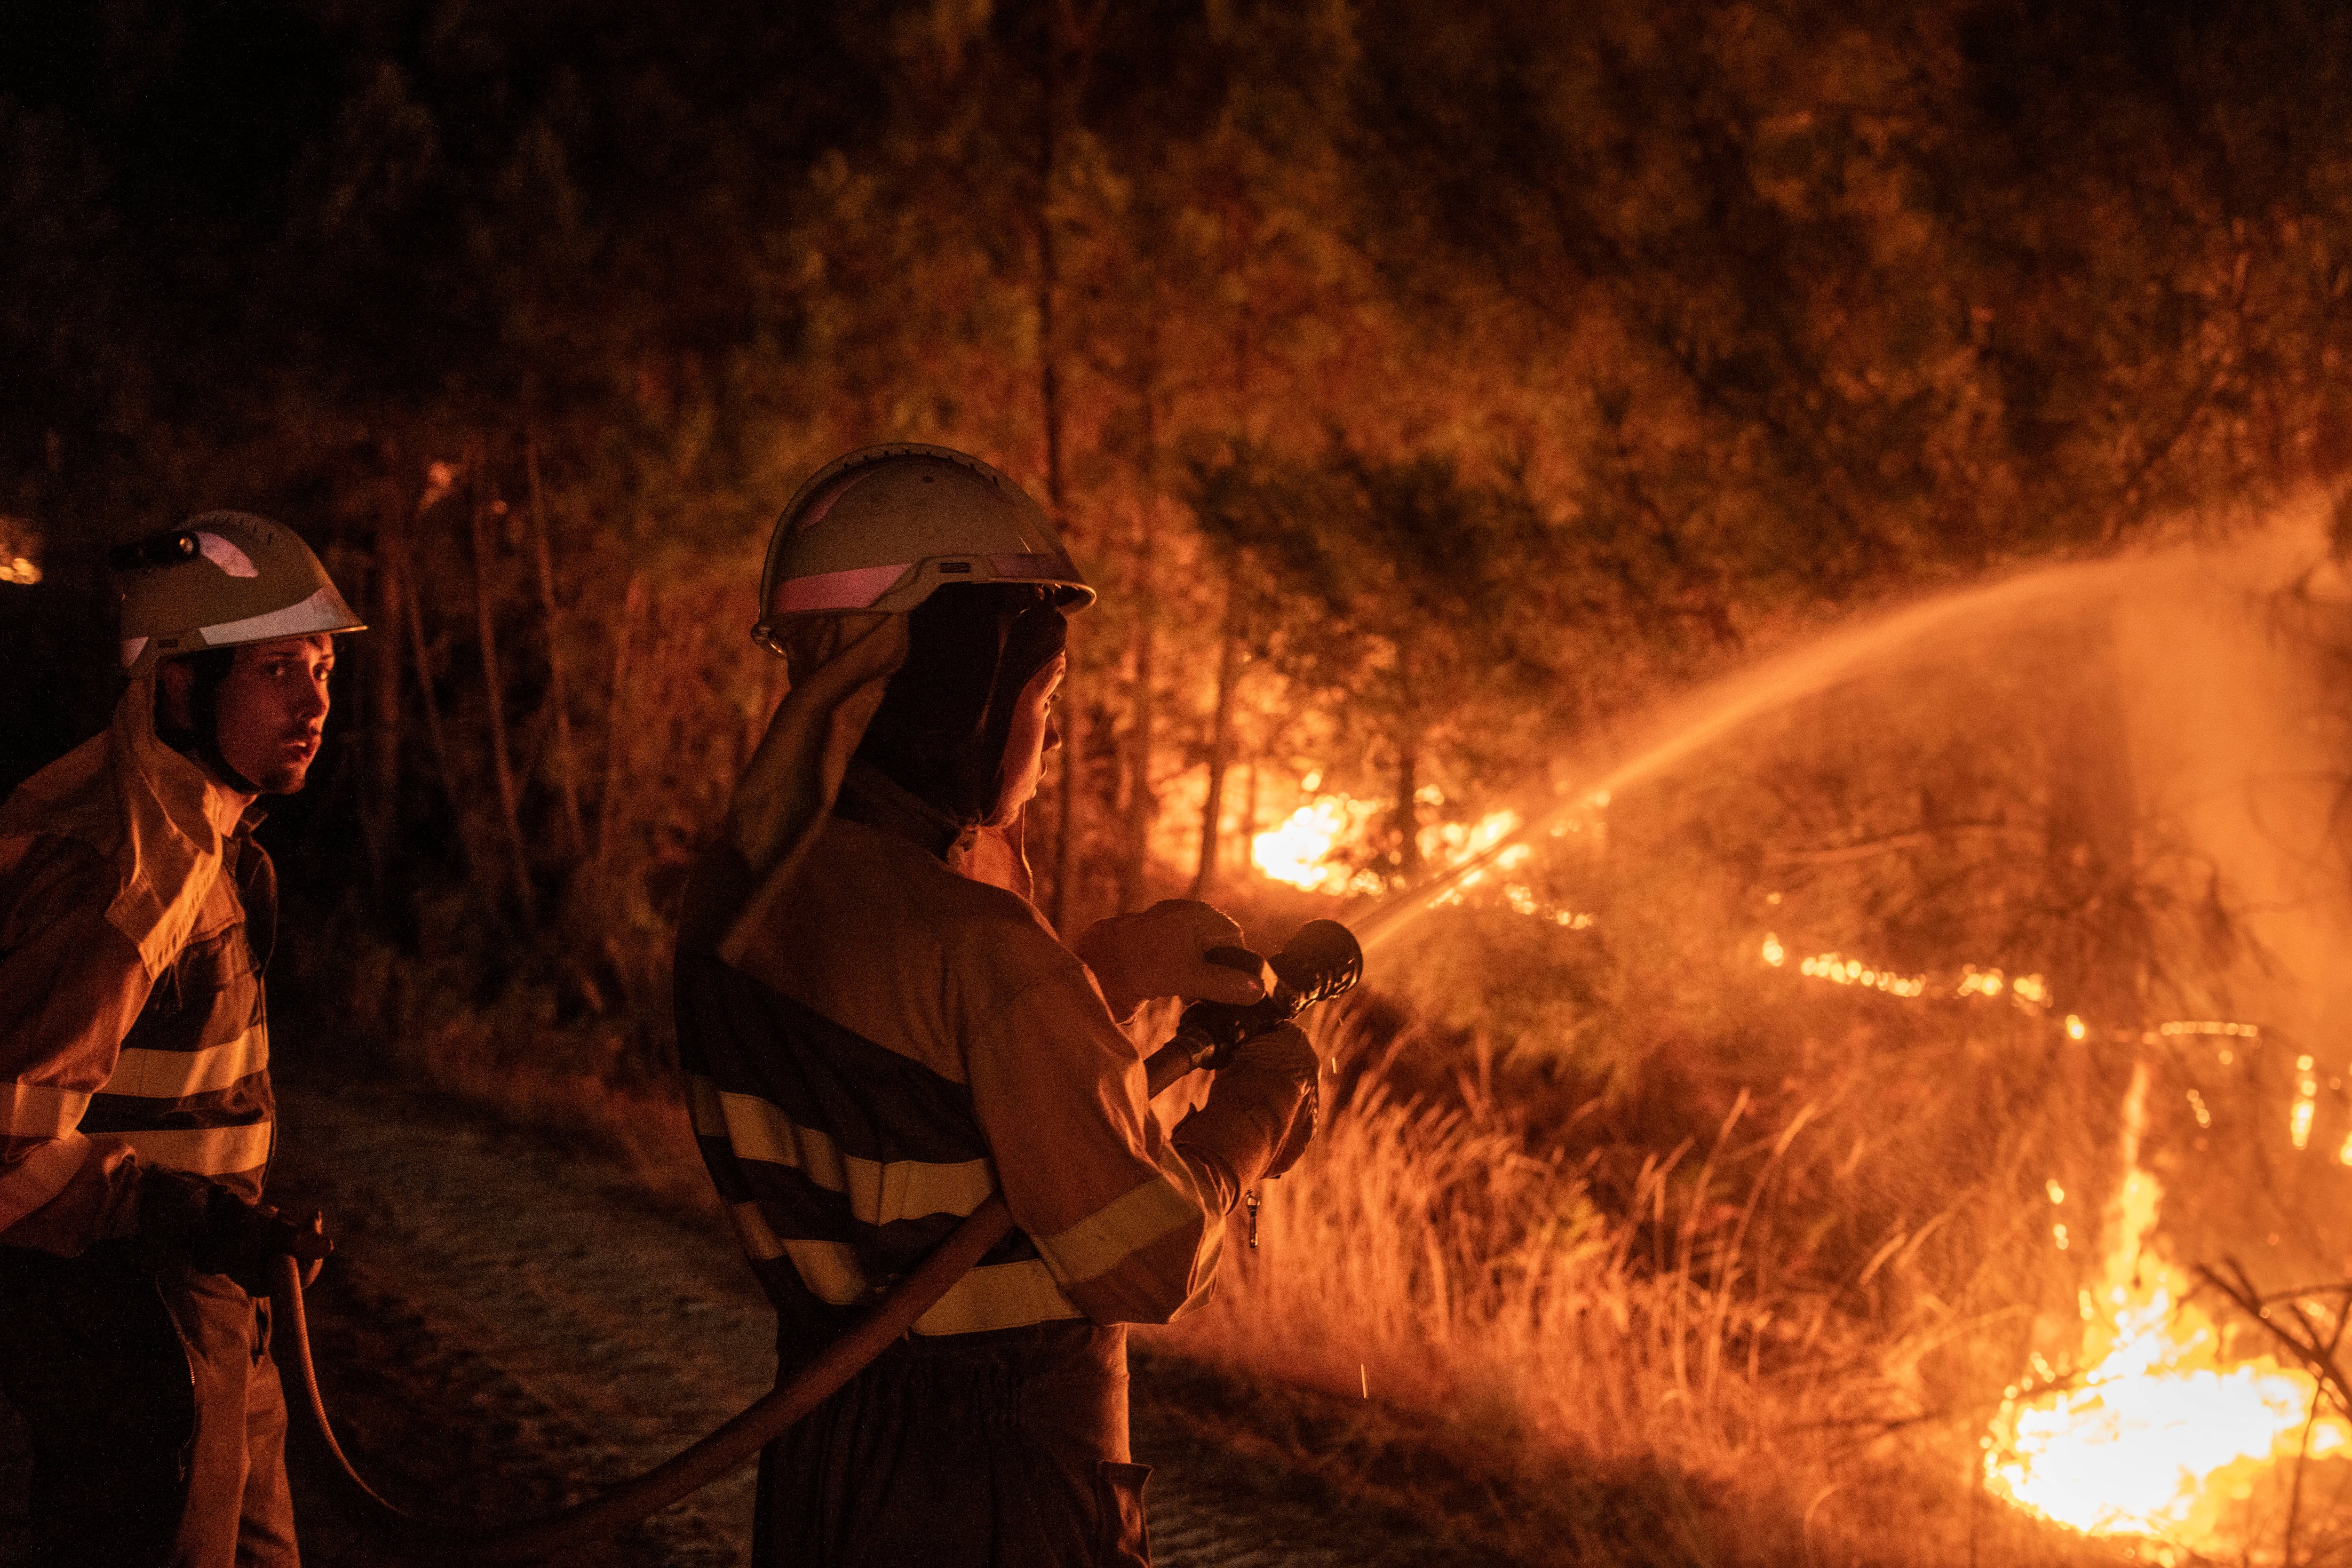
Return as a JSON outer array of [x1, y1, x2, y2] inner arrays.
[[0, 1242, 298, 1568], [757, 1315, 1150, 1567]]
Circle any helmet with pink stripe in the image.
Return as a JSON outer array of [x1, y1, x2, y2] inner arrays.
[[752, 445, 1092, 654], [113, 511, 365, 675]]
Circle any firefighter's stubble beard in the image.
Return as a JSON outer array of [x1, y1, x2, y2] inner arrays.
[[988, 653, 1066, 826], [159, 636, 333, 798]]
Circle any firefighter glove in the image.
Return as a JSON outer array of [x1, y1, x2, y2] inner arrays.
[[1076, 899, 1265, 1023], [135, 1166, 334, 1286], [1172, 1021, 1320, 1199]]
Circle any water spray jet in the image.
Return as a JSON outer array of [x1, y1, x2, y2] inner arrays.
[[1352, 549, 2177, 953]]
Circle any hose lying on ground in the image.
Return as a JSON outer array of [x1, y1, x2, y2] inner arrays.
[[271, 1187, 1019, 1562], [272, 920, 1362, 1562]]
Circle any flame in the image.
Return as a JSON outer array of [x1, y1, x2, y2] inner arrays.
[[1793, 949, 1928, 996], [1985, 1075, 2344, 1552], [1253, 799, 1368, 893], [1250, 789, 1536, 905]]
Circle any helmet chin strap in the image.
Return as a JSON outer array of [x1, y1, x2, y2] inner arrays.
[[192, 676, 265, 796], [159, 658, 266, 796], [196, 731, 264, 797]]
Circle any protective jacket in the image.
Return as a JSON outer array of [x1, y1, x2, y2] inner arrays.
[[678, 758, 1226, 1567], [0, 672, 278, 1247], [677, 759, 1235, 1338], [0, 673, 298, 1568]]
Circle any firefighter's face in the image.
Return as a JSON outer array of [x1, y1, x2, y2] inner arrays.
[[994, 652, 1065, 821], [163, 635, 335, 796]]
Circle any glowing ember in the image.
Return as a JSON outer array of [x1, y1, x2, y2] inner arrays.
[[1793, 950, 1927, 996], [2159, 1021, 2261, 1039], [1985, 1079, 2345, 1553], [1762, 943, 2081, 1011]]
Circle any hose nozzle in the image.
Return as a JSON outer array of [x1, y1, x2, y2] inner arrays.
[[1147, 920, 1364, 1091]]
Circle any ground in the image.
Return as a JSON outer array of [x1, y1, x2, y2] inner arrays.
[[0, 1075, 1515, 1567]]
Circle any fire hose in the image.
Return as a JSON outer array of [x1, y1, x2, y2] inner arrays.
[[268, 919, 1363, 1562]]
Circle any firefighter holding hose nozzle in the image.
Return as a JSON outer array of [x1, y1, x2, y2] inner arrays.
[[675, 445, 1321, 1566], [0, 514, 350, 1568]]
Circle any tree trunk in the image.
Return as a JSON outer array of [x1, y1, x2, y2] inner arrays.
[[1395, 729, 1422, 882], [1117, 486, 1160, 909], [596, 572, 648, 868], [402, 503, 467, 873], [525, 433, 587, 861], [1192, 599, 1241, 900], [469, 462, 538, 926], [364, 470, 406, 893], [1038, 24, 1075, 931]]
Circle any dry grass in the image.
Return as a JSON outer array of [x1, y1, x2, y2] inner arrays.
[[301, 932, 2128, 1567], [1144, 1004, 2121, 1568]]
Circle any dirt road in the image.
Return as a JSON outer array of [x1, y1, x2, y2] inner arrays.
[[235, 1078, 1512, 1567]]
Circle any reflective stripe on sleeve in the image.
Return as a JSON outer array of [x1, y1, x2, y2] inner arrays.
[[687, 1075, 996, 1225], [102, 1026, 269, 1099], [779, 1238, 869, 1305], [726, 1200, 787, 1262], [3, 1081, 89, 1139], [1032, 1174, 1203, 1288], [771, 1235, 1083, 1335], [126, 1122, 273, 1176], [914, 1259, 1084, 1335], [0, 1134, 91, 1231]]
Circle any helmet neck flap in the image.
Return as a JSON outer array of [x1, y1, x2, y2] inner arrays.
[[853, 584, 1067, 829], [153, 646, 264, 797]]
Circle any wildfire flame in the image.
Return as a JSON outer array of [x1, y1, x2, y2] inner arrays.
[[1250, 790, 1531, 901], [1984, 1067, 2345, 1554], [1252, 797, 1384, 894]]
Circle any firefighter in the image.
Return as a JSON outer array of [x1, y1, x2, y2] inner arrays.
[[0, 512, 351, 1567], [675, 445, 1320, 1566]]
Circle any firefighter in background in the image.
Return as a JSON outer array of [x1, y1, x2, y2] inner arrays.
[[675, 445, 1320, 1566], [0, 513, 348, 1567]]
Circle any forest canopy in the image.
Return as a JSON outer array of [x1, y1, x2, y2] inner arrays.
[[5, 0, 2351, 1051]]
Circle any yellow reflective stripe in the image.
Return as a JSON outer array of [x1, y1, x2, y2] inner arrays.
[[779, 1238, 870, 1305], [0, 1136, 90, 1232], [126, 1122, 272, 1176], [726, 1201, 786, 1262], [685, 1075, 996, 1224], [2, 1081, 88, 1139], [768, 1236, 1081, 1334], [915, 1259, 1083, 1336], [103, 1026, 269, 1099], [1033, 1176, 1203, 1287]]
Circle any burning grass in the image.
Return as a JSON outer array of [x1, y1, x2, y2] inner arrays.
[[1141, 997, 2352, 1568], [304, 930, 2351, 1567]]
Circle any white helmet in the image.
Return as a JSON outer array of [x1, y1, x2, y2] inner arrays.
[[114, 511, 364, 674], [753, 444, 1092, 654]]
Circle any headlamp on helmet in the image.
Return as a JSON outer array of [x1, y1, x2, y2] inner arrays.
[[114, 510, 366, 675]]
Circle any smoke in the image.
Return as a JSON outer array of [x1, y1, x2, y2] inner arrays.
[[2114, 504, 2352, 1050]]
